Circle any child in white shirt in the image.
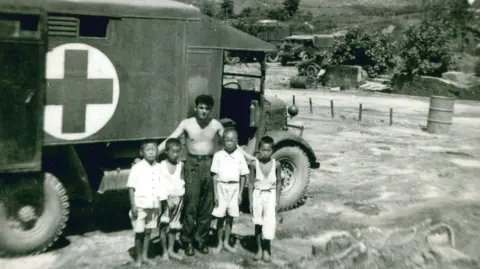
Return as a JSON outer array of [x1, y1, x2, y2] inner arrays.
[[211, 128, 249, 254], [127, 139, 167, 267], [158, 138, 185, 261]]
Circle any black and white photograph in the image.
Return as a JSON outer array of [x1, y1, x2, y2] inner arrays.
[[1, 0, 480, 268]]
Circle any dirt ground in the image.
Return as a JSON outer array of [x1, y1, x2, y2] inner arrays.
[[2, 63, 480, 269]]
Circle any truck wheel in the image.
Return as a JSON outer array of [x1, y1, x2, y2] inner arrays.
[[272, 146, 310, 211], [301, 53, 310, 62], [266, 52, 279, 63], [306, 64, 319, 77], [0, 173, 69, 257]]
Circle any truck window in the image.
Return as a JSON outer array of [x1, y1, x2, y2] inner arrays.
[[78, 15, 109, 38], [48, 14, 110, 38], [0, 13, 40, 39]]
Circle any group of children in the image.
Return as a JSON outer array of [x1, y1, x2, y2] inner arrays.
[[127, 131, 281, 267]]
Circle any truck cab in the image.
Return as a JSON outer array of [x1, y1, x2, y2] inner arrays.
[[0, 0, 319, 257]]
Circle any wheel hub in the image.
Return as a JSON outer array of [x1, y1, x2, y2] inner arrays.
[[280, 160, 296, 192], [18, 205, 37, 223]]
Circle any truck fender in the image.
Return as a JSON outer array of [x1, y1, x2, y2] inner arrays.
[[265, 130, 320, 169], [42, 146, 93, 203]]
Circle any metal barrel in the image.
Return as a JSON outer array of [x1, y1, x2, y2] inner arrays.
[[426, 95, 456, 134], [289, 75, 316, 89]]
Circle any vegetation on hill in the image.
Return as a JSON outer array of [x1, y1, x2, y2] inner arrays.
[[185, 0, 480, 99]]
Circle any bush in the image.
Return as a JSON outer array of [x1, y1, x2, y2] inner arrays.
[[330, 27, 394, 77], [266, 7, 289, 21], [396, 19, 452, 77], [199, 1, 218, 17]]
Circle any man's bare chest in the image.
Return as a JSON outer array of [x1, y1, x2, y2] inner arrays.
[[184, 121, 218, 141]]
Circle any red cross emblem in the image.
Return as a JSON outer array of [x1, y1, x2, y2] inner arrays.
[[44, 43, 120, 140]]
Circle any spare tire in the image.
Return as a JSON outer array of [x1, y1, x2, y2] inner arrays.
[[0, 173, 69, 257], [272, 146, 310, 211], [266, 52, 280, 63]]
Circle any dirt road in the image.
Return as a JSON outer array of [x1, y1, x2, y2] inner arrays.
[[2, 64, 480, 269]]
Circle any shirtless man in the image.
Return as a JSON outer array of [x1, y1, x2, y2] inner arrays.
[[157, 94, 254, 256]]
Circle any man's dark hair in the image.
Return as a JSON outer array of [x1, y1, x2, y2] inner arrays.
[[165, 138, 182, 150], [259, 136, 274, 148], [140, 139, 158, 150], [195, 94, 214, 108]]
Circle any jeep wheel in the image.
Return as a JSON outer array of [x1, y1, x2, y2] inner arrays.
[[301, 53, 310, 62], [273, 146, 310, 211], [266, 52, 279, 63], [306, 64, 319, 77], [0, 173, 69, 257]]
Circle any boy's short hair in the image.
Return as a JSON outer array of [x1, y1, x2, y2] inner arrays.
[[140, 139, 158, 150], [195, 94, 214, 108], [165, 138, 182, 150], [259, 136, 274, 148]]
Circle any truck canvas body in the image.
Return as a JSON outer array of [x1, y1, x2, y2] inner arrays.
[[0, 0, 319, 257]]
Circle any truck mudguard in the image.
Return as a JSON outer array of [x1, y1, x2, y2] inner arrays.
[[42, 146, 93, 202], [265, 130, 320, 169]]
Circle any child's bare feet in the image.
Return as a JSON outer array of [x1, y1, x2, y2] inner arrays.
[[142, 258, 156, 266], [168, 250, 184, 260], [211, 243, 223, 254], [262, 251, 272, 263], [253, 250, 262, 261], [160, 253, 169, 261], [223, 242, 236, 253], [133, 260, 142, 268]]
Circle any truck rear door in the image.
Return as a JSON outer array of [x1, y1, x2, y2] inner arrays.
[[0, 11, 46, 173]]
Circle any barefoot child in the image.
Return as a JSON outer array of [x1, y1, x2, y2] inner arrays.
[[127, 140, 166, 267], [248, 136, 282, 262], [158, 138, 185, 261], [211, 128, 249, 254]]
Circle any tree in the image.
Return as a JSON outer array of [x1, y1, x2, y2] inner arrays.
[[397, 19, 452, 77], [330, 27, 394, 77], [220, 0, 234, 19], [199, 1, 217, 17], [283, 0, 300, 17]]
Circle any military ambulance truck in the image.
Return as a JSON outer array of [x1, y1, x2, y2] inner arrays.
[[0, 0, 320, 257]]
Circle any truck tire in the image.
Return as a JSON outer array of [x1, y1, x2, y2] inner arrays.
[[266, 52, 279, 63], [0, 173, 69, 257], [272, 146, 310, 211]]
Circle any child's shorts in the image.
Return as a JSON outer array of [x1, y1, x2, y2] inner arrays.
[[251, 188, 276, 240], [212, 181, 240, 218], [160, 196, 183, 230], [129, 208, 158, 233]]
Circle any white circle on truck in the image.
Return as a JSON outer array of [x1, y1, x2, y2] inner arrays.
[[44, 43, 120, 140]]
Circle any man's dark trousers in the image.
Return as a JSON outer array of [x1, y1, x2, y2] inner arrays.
[[181, 154, 214, 248]]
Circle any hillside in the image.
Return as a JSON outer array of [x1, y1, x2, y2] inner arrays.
[[178, 0, 425, 33]]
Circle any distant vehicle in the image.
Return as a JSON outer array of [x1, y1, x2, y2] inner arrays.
[[278, 34, 342, 66], [224, 19, 293, 64]]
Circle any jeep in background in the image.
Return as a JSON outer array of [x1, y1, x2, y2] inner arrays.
[[224, 19, 292, 64], [278, 34, 342, 66]]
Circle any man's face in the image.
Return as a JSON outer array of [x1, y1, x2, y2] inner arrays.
[[166, 144, 181, 164], [223, 131, 237, 152], [195, 103, 211, 120], [258, 143, 273, 161], [141, 143, 158, 163]]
